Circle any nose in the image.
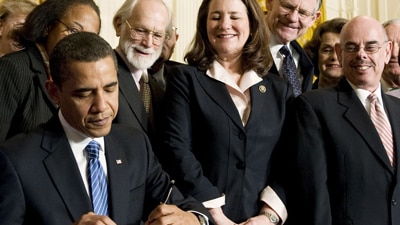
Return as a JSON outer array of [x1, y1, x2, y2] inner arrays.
[[141, 34, 154, 48], [331, 52, 338, 60], [355, 47, 369, 59], [286, 9, 300, 22], [92, 92, 107, 113], [219, 15, 232, 30]]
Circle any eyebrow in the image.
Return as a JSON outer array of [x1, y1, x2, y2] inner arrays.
[[209, 10, 243, 15], [73, 81, 118, 93], [345, 40, 380, 45], [71, 21, 84, 30]]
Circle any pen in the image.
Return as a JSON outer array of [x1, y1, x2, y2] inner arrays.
[[162, 179, 175, 204]]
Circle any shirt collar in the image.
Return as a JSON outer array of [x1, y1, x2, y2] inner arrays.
[[206, 60, 261, 91], [347, 79, 384, 107], [58, 110, 105, 153]]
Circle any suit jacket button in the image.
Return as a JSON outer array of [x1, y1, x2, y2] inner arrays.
[[236, 162, 246, 169], [392, 199, 397, 205]]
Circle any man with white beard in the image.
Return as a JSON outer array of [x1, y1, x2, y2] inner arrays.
[[112, 0, 170, 152]]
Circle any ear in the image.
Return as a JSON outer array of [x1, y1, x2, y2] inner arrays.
[[384, 40, 393, 64], [113, 16, 123, 37], [45, 80, 60, 105], [310, 11, 322, 25]]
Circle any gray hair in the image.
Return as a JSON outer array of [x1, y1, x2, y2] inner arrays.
[[113, 0, 171, 34], [382, 18, 400, 28]]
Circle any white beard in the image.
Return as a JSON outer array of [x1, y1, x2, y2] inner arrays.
[[121, 38, 162, 70]]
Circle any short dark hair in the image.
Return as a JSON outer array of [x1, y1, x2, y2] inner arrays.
[[50, 32, 117, 88], [185, 0, 272, 76], [14, 0, 100, 47], [303, 17, 348, 76]]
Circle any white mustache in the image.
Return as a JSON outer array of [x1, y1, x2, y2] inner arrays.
[[132, 45, 155, 54]]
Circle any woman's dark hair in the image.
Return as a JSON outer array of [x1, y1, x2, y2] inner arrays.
[[185, 0, 272, 76], [13, 0, 100, 48], [303, 17, 348, 76]]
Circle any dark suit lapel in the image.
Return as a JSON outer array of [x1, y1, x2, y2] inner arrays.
[[29, 45, 58, 111], [269, 63, 279, 76], [116, 52, 148, 131], [339, 80, 394, 172], [291, 41, 314, 92], [104, 133, 130, 225], [149, 75, 165, 132], [41, 118, 92, 221], [246, 79, 269, 127], [196, 70, 244, 129], [382, 94, 400, 175]]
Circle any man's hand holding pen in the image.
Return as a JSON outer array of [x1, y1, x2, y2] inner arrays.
[[145, 204, 200, 225], [145, 180, 205, 225]]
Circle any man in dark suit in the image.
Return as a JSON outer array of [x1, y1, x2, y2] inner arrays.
[[265, 0, 322, 95], [111, 0, 168, 151], [285, 16, 400, 225], [0, 32, 210, 225]]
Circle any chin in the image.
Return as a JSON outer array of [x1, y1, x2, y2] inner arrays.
[[87, 127, 112, 138]]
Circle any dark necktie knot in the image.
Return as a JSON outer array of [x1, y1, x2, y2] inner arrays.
[[279, 45, 291, 57], [86, 140, 100, 159]]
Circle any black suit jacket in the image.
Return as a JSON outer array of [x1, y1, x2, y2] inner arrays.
[[160, 64, 294, 222], [269, 40, 314, 93], [113, 52, 165, 149], [0, 44, 57, 142], [0, 116, 209, 225], [149, 60, 184, 91], [286, 78, 400, 225]]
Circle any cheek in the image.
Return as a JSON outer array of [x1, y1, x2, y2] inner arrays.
[[319, 54, 329, 64]]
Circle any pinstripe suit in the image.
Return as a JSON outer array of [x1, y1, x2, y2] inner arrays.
[[0, 45, 57, 142]]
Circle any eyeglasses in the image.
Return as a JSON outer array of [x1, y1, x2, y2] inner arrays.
[[278, 0, 315, 20], [125, 20, 169, 45], [171, 26, 178, 34], [56, 19, 79, 35], [342, 41, 387, 54]]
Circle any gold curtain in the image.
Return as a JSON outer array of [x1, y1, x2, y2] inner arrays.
[[257, 0, 267, 11]]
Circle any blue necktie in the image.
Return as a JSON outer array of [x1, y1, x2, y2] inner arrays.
[[86, 140, 109, 215], [279, 45, 302, 96]]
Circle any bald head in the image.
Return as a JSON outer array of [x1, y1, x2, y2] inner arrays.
[[340, 16, 387, 44]]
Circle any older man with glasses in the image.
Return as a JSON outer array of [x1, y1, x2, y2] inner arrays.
[[112, 0, 170, 155], [265, 0, 322, 96]]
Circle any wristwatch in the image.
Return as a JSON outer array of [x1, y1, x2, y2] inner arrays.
[[196, 214, 207, 225], [260, 211, 279, 224]]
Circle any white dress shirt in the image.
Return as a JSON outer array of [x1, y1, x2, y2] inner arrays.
[[58, 110, 107, 197]]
